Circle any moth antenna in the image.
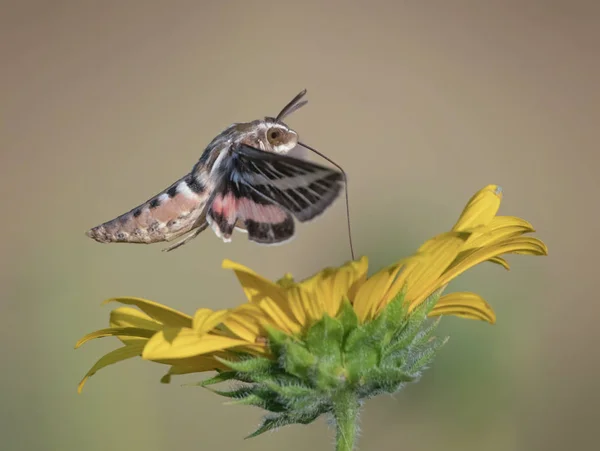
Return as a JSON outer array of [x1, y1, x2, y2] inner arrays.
[[298, 141, 355, 261], [276, 89, 308, 122]]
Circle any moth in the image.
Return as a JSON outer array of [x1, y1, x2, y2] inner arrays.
[[86, 90, 346, 252]]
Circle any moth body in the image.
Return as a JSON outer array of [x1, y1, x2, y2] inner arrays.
[[86, 90, 345, 251]]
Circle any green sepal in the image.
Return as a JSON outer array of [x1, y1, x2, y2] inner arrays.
[[409, 289, 442, 322], [363, 287, 409, 346], [357, 365, 416, 398], [362, 365, 415, 385], [383, 317, 442, 364], [262, 380, 324, 412], [387, 290, 442, 354], [186, 370, 238, 388], [305, 315, 344, 357], [262, 379, 315, 400], [209, 386, 254, 399], [404, 336, 449, 374], [343, 326, 369, 353], [225, 388, 287, 413], [412, 316, 442, 346], [214, 355, 275, 374], [411, 317, 442, 349], [266, 326, 291, 354], [305, 315, 344, 389], [343, 327, 379, 385], [336, 296, 359, 336], [257, 371, 300, 386], [246, 410, 321, 439], [282, 341, 317, 379]]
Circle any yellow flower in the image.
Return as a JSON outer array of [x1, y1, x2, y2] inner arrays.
[[77, 184, 546, 391]]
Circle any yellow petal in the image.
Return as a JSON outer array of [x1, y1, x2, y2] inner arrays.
[[464, 216, 535, 249], [352, 261, 404, 323], [285, 286, 309, 326], [370, 258, 421, 318], [367, 256, 432, 320], [487, 256, 510, 270], [222, 259, 286, 304], [465, 227, 526, 249], [221, 304, 267, 343], [109, 307, 163, 345], [296, 269, 329, 292], [142, 327, 249, 360], [292, 286, 326, 324], [75, 327, 156, 349], [77, 342, 145, 393], [278, 268, 332, 325], [109, 307, 162, 329], [223, 259, 303, 327], [488, 215, 534, 233], [192, 309, 230, 335], [316, 256, 369, 317], [103, 297, 192, 328], [401, 232, 471, 310], [258, 298, 302, 334], [452, 185, 503, 231], [429, 292, 496, 324], [511, 247, 550, 256], [435, 237, 548, 293]]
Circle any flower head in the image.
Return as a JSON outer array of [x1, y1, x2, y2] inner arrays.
[[77, 184, 546, 447]]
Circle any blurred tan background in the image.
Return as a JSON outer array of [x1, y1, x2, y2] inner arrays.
[[1, 1, 598, 450]]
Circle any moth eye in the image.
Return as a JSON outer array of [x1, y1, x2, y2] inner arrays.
[[266, 126, 297, 152]]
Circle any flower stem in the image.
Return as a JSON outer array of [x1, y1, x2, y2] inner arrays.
[[332, 391, 360, 451]]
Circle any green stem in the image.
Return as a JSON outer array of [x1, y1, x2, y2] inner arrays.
[[332, 391, 360, 451]]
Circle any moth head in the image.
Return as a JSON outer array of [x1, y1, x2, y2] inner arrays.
[[263, 121, 299, 154]]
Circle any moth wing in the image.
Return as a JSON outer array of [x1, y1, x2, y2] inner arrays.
[[232, 144, 345, 222], [206, 179, 295, 244]]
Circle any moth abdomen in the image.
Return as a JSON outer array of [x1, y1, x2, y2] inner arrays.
[[86, 173, 210, 245]]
